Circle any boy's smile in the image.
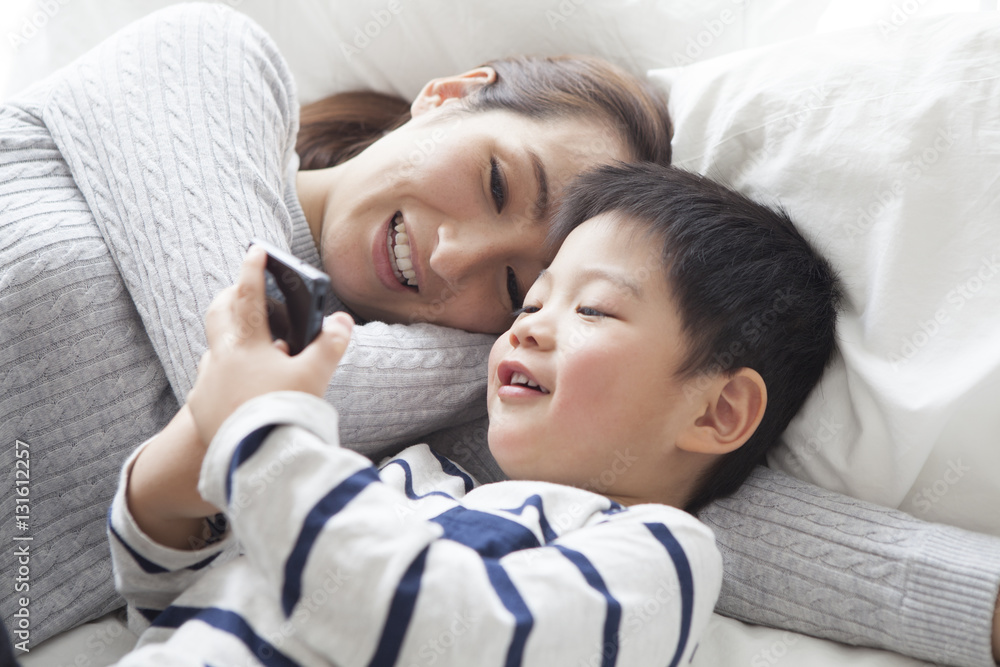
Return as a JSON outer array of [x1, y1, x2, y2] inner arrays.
[[496, 360, 550, 397], [486, 213, 702, 506]]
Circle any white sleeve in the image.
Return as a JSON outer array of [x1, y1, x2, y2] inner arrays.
[[107, 440, 237, 636], [199, 392, 722, 666]]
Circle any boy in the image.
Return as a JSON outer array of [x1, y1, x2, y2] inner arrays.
[[109, 163, 841, 666]]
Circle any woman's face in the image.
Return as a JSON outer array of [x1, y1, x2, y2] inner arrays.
[[311, 85, 628, 334]]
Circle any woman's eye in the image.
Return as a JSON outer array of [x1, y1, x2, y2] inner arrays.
[[506, 267, 522, 310], [577, 306, 607, 318], [490, 157, 507, 213]]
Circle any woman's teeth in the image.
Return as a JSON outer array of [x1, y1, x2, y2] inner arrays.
[[387, 213, 417, 288]]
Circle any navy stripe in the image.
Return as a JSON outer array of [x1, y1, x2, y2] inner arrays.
[[430, 450, 475, 493], [484, 561, 533, 667], [136, 607, 162, 623], [152, 606, 297, 667], [602, 500, 625, 515], [185, 551, 221, 571], [555, 546, 621, 667], [226, 424, 277, 504], [499, 494, 557, 543], [367, 547, 430, 667], [431, 506, 540, 558], [282, 467, 380, 616], [382, 459, 455, 501], [108, 507, 220, 573], [644, 523, 694, 667], [107, 507, 167, 574]]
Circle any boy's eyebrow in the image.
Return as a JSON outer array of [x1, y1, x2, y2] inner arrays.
[[579, 267, 643, 298], [538, 267, 643, 298]]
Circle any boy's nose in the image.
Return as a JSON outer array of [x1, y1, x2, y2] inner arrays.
[[508, 311, 554, 351]]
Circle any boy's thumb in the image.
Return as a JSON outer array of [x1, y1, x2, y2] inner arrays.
[[299, 312, 354, 371]]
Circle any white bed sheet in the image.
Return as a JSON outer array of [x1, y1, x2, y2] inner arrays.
[[19, 610, 934, 667]]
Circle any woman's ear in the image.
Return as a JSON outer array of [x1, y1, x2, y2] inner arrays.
[[676, 369, 767, 456], [410, 66, 497, 117]]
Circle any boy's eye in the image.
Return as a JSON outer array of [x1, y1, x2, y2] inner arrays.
[[490, 157, 507, 213], [512, 304, 540, 317], [506, 267, 522, 310], [577, 306, 607, 318]]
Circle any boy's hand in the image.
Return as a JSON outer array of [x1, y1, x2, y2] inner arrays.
[[187, 245, 353, 446]]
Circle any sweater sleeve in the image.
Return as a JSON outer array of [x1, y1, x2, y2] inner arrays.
[[198, 392, 722, 667], [40, 3, 494, 455], [704, 465, 1000, 667]]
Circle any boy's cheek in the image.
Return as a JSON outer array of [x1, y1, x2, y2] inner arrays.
[[487, 335, 513, 378]]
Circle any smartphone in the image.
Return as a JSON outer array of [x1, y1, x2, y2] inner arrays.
[[250, 238, 333, 356]]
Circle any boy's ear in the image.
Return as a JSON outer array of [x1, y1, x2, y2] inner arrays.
[[676, 369, 767, 456], [410, 67, 497, 117]]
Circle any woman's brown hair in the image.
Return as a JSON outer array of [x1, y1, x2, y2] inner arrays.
[[296, 55, 672, 171]]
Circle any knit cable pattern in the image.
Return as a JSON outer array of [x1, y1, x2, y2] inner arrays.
[[2, 3, 491, 646]]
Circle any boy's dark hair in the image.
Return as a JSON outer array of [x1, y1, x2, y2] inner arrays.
[[549, 162, 843, 514]]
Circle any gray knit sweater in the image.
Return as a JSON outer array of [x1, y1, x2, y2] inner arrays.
[[1, 5, 998, 665]]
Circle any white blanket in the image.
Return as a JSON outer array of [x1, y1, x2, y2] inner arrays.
[[19, 611, 935, 667]]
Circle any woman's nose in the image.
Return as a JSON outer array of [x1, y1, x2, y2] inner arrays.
[[429, 225, 503, 288]]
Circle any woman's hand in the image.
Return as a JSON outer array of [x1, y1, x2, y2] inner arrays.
[[187, 245, 353, 446]]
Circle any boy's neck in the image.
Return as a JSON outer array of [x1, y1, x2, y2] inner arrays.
[[601, 488, 689, 510]]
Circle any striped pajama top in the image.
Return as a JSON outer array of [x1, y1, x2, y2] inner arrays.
[[108, 392, 721, 666]]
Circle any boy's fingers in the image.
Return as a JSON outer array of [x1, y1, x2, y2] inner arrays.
[[197, 350, 211, 376], [231, 245, 271, 346], [297, 312, 354, 373], [203, 286, 238, 349]]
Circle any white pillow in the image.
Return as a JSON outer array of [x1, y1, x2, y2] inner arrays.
[[650, 13, 1000, 536], [3, 0, 832, 104]]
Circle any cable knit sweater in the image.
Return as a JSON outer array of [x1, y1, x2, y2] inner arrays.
[[1, 5, 999, 666], [0, 2, 491, 648]]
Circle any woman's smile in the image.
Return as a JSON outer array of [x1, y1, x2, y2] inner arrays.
[[373, 211, 420, 294], [386, 212, 418, 288]]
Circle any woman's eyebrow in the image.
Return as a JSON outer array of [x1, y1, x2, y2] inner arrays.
[[529, 150, 549, 222]]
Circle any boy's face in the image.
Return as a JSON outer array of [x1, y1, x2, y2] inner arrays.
[[487, 213, 699, 505]]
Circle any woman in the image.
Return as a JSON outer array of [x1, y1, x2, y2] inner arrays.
[[0, 3, 671, 646]]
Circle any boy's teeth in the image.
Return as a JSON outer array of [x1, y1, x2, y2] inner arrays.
[[510, 372, 540, 389]]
